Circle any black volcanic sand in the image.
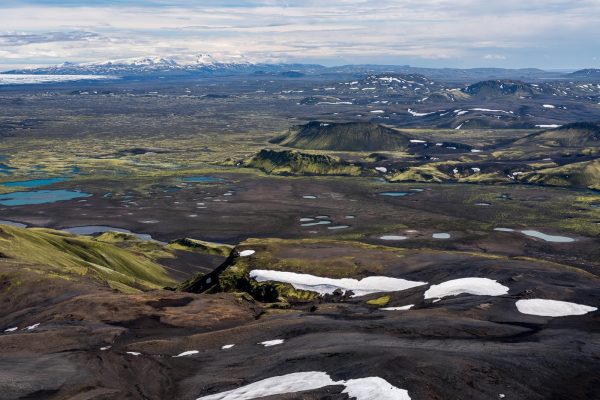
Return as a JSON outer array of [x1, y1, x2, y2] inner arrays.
[[1, 174, 598, 273], [0, 175, 599, 399], [1, 238, 599, 399]]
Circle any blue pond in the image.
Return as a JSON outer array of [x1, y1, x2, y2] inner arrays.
[[1, 177, 68, 188], [379, 191, 409, 197], [0, 190, 91, 206], [0, 220, 27, 228], [63, 226, 162, 243], [182, 176, 224, 183], [0, 163, 15, 175]]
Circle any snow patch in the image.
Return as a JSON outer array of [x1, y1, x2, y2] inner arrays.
[[381, 304, 414, 311], [535, 124, 562, 128], [516, 299, 596, 317], [407, 109, 435, 117], [424, 278, 509, 300], [195, 371, 411, 400], [24, 323, 40, 330], [174, 350, 199, 357], [470, 108, 512, 114], [249, 270, 426, 297], [344, 377, 411, 400], [259, 339, 284, 347], [239, 250, 256, 257]]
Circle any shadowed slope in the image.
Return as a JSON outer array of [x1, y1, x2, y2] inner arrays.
[[271, 121, 413, 151]]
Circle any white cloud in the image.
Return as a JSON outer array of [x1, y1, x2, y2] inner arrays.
[[0, 0, 599, 69], [484, 54, 507, 60]]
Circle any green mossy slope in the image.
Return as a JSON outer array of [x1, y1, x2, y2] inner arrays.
[[0, 225, 175, 292]]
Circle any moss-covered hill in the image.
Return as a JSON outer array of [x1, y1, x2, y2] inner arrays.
[[521, 158, 600, 190], [244, 149, 362, 176], [0, 225, 175, 293], [271, 121, 413, 151], [513, 122, 600, 148]]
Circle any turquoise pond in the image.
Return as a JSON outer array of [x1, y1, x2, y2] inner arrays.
[[0, 190, 91, 206], [182, 176, 224, 183], [1, 177, 68, 188]]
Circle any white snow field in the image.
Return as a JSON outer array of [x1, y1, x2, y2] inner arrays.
[[196, 371, 411, 400], [424, 278, 509, 300], [249, 270, 427, 297], [515, 299, 597, 317]]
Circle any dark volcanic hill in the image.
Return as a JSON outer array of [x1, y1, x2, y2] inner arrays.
[[515, 122, 600, 147], [462, 80, 553, 99], [271, 121, 412, 151], [567, 69, 600, 79]]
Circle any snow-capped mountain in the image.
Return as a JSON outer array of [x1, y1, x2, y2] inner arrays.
[[81, 56, 179, 68], [2, 54, 305, 76]]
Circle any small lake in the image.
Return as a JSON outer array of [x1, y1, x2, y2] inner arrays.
[[521, 230, 575, 243], [380, 235, 407, 240], [63, 225, 163, 243], [182, 176, 224, 183], [327, 225, 350, 230], [1, 177, 68, 188], [0, 163, 15, 175], [0, 190, 91, 206], [0, 220, 27, 228], [301, 220, 332, 227], [494, 228, 575, 243], [379, 192, 409, 197]]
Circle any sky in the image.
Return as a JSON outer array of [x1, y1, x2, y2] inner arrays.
[[1, 0, 599, 71]]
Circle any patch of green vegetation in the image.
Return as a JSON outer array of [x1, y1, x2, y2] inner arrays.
[[461, 172, 508, 184], [167, 237, 233, 257], [388, 164, 451, 183], [95, 231, 175, 260], [514, 122, 600, 148], [0, 273, 22, 292], [366, 295, 391, 306], [559, 218, 600, 236], [521, 159, 600, 190], [217, 255, 318, 303], [0, 225, 175, 292], [212, 238, 412, 303]]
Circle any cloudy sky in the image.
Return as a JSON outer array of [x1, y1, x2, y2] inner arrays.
[[1, 0, 599, 71]]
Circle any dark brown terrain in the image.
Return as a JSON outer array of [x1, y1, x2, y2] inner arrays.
[[0, 72, 598, 399]]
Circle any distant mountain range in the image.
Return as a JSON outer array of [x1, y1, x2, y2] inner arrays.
[[2, 55, 323, 77], [2, 54, 599, 81]]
